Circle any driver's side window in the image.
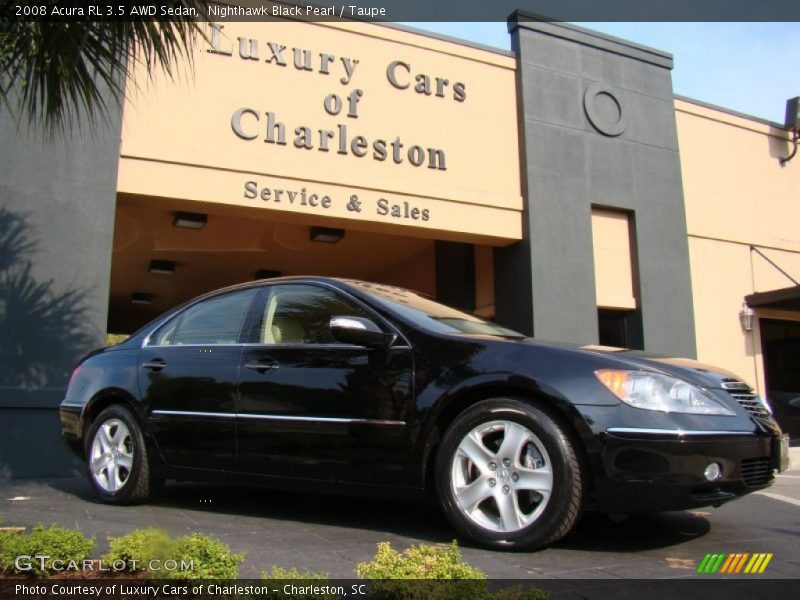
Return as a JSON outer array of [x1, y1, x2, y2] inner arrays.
[[256, 285, 371, 345]]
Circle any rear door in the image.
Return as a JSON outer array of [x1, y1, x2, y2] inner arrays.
[[140, 288, 258, 470]]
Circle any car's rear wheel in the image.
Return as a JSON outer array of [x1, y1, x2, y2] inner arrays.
[[84, 405, 154, 504], [435, 398, 583, 550]]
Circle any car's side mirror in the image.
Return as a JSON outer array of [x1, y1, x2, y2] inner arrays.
[[330, 316, 396, 348]]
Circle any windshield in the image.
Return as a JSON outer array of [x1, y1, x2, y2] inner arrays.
[[351, 281, 523, 338]]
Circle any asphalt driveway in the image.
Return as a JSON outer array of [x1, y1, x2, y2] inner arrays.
[[2, 458, 799, 582]]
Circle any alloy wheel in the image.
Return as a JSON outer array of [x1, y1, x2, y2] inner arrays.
[[89, 418, 134, 493], [451, 420, 553, 533]]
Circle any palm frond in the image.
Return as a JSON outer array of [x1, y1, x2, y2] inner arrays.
[[0, 1, 209, 136]]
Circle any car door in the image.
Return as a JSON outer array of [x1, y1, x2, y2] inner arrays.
[[140, 288, 258, 470], [236, 283, 414, 484]]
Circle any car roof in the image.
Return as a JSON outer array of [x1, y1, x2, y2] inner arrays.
[[193, 275, 361, 299]]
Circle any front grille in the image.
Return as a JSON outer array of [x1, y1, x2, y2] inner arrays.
[[740, 457, 774, 487], [721, 379, 770, 418]]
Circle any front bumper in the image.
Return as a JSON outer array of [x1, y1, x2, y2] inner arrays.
[[592, 428, 787, 512]]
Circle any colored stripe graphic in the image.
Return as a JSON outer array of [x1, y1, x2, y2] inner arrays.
[[720, 554, 736, 573], [697, 554, 712, 573], [758, 554, 773, 573], [734, 553, 750, 573], [697, 552, 772, 574], [710, 553, 726, 573]]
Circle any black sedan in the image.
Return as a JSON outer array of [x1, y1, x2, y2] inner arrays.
[[60, 277, 789, 550]]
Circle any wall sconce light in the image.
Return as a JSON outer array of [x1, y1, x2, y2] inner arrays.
[[739, 302, 755, 332], [254, 269, 282, 280], [173, 211, 207, 229], [780, 96, 799, 166], [131, 292, 154, 305], [148, 260, 176, 275], [309, 226, 345, 243]]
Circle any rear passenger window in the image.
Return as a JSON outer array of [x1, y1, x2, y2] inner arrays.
[[151, 289, 257, 346]]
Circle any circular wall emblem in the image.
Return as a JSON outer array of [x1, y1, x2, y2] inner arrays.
[[583, 82, 627, 137]]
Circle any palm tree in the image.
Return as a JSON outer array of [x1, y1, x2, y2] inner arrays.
[[0, 1, 209, 135]]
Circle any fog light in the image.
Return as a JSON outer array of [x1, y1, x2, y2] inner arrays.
[[704, 462, 722, 481]]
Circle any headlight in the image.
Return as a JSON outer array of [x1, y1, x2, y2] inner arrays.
[[595, 370, 736, 416]]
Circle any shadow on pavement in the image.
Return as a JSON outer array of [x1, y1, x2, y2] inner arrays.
[[48, 478, 710, 552], [556, 511, 711, 552], [48, 478, 453, 544]]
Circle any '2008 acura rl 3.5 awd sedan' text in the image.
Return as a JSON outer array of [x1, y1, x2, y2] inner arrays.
[[60, 277, 789, 550]]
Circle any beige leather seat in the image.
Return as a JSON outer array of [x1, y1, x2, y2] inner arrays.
[[270, 316, 306, 344]]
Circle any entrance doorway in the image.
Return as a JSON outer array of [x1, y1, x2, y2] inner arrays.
[[107, 195, 495, 335], [760, 318, 800, 442]]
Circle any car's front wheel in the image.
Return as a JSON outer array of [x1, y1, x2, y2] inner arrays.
[[84, 405, 154, 504], [435, 398, 584, 550]]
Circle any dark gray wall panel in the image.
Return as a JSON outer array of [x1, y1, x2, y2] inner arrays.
[[0, 92, 122, 477], [496, 14, 696, 357]]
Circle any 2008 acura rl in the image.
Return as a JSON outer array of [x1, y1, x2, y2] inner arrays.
[[60, 277, 789, 550]]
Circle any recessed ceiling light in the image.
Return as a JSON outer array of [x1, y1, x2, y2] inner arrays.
[[149, 260, 176, 275], [173, 211, 207, 229], [309, 226, 345, 243], [254, 269, 282, 280], [131, 292, 153, 305]]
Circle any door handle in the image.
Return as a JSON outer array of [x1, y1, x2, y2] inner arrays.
[[141, 359, 166, 371], [244, 360, 279, 374]]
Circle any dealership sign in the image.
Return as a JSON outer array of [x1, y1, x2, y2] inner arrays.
[[117, 19, 522, 243]]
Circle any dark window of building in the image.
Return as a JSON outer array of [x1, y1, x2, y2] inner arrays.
[[760, 318, 800, 439], [598, 309, 628, 348], [598, 309, 643, 349]]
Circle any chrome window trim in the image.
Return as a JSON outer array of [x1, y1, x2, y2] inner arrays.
[[142, 279, 412, 349], [151, 409, 405, 426], [606, 427, 755, 437]]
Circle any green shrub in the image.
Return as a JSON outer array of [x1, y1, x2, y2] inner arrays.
[[0, 530, 24, 573], [169, 533, 244, 580], [0, 524, 94, 576], [357, 541, 485, 579], [356, 541, 486, 600], [103, 528, 172, 573], [104, 529, 244, 579], [356, 541, 547, 600]]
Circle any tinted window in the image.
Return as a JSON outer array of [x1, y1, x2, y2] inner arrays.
[[151, 289, 257, 346], [351, 282, 522, 338], [256, 284, 371, 345]]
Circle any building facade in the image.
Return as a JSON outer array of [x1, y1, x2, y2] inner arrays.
[[1, 12, 798, 477]]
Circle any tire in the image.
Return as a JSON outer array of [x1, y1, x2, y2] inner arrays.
[[435, 398, 583, 550], [84, 405, 155, 505]]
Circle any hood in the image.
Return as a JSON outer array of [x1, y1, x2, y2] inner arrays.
[[573, 345, 746, 389], [474, 335, 748, 390]]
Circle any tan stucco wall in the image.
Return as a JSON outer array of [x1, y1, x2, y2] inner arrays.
[[591, 209, 636, 310], [676, 98, 800, 391], [117, 18, 521, 245]]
